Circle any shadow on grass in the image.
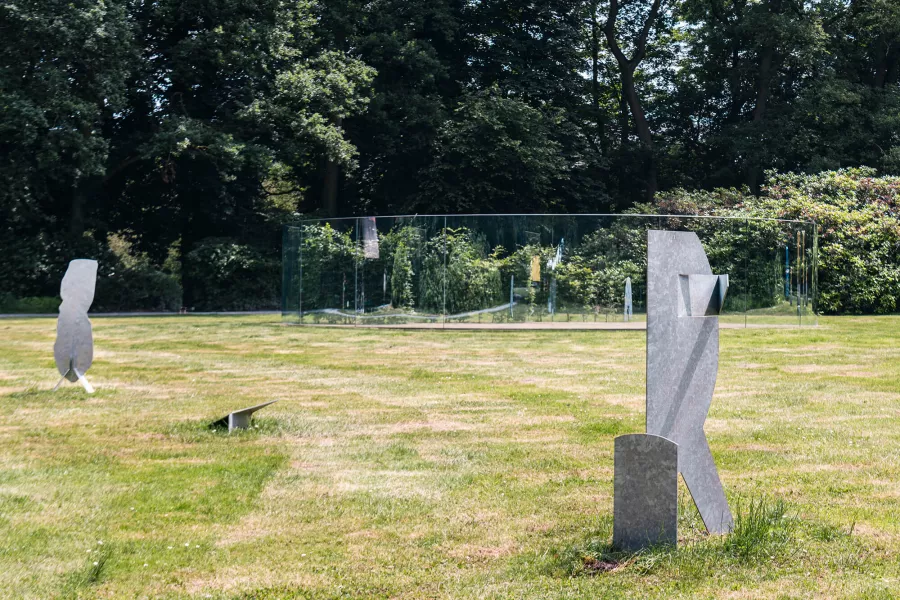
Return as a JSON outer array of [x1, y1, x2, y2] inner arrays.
[[4, 385, 116, 402], [164, 416, 286, 441]]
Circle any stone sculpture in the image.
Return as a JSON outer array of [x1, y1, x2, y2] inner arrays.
[[613, 230, 733, 551], [53, 259, 98, 393], [212, 400, 279, 431], [624, 277, 633, 322], [613, 434, 678, 549], [362, 217, 379, 259]]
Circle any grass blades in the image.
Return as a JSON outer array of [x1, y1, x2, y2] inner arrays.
[[0, 314, 898, 598]]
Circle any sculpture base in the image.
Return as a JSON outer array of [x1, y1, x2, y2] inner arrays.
[[613, 434, 678, 551]]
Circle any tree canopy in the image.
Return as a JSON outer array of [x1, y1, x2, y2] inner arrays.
[[1, 0, 898, 309]]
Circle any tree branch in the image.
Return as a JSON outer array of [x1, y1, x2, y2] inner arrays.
[[634, 0, 664, 64], [604, 0, 629, 66]]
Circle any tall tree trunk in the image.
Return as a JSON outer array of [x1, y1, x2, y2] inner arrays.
[[322, 25, 348, 218], [604, 0, 663, 200], [881, 42, 899, 87], [874, 40, 891, 88], [180, 179, 195, 311], [621, 69, 653, 148], [751, 45, 774, 122], [620, 68, 658, 199], [590, 1, 603, 143], [728, 46, 742, 122]]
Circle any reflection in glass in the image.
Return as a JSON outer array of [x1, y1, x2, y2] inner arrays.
[[283, 215, 817, 328]]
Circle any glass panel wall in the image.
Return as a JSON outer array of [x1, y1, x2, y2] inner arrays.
[[283, 215, 818, 328], [357, 216, 446, 325]]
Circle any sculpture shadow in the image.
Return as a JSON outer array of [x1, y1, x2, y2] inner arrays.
[[5, 387, 115, 402], [162, 418, 275, 439]]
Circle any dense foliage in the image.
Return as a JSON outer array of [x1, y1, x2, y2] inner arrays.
[[2, 1, 898, 311], [652, 169, 900, 314], [754, 170, 900, 314], [420, 228, 504, 314], [291, 170, 899, 317]]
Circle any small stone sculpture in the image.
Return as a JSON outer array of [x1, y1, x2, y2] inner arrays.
[[53, 259, 98, 393], [613, 231, 733, 551], [362, 217, 379, 259], [613, 434, 678, 549], [212, 400, 279, 431], [624, 277, 633, 322]]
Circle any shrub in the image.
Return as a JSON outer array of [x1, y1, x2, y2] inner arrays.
[[92, 233, 182, 312], [296, 224, 358, 311], [655, 169, 900, 314], [0, 294, 60, 313], [93, 266, 182, 312], [186, 239, 280, 311], [420, 227, 503, 314], [755, 169, 900, 314], [391, 241, 416, 309]]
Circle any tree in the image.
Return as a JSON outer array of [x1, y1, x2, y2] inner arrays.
[[603, 0, 668, 199], [101, 0, 373, 305], [419, 89, 568, 213], [0, 0, 133, 295], [5, 0, 900, 311]]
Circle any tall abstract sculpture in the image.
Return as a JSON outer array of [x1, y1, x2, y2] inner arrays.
[[613, 231, 733, 551], [53, 259, 98, 393]]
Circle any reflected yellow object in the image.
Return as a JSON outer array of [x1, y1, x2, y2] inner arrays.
[[530, 256, 541, 282]]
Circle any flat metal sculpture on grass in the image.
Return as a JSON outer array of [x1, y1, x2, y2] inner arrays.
[[53, 259, 98, 393], [613, 230, 733, 551], [212, 400, 278, 432]]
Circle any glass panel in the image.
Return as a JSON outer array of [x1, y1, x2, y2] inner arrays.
[[294, 218, 359, 325], [281, 225, 301, 322], [740, 218, 787, 326], [282, 215, 818, 329], [440, 215, 508, 326], [356, 216, 445, 326]]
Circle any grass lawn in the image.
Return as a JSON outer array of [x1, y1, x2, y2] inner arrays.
[[1, 315, 898, 599]]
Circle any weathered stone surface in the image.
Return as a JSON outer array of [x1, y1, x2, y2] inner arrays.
[[613, 434, 678, 551], [646, 230, 733, 534], [53, 259, 98, 382]]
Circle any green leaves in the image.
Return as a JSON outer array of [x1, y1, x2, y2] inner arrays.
[[419, 90, 567, 213], [658, 169, 900, 315]]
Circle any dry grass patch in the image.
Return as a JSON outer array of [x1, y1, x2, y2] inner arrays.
[[0, 315, 898, 598]]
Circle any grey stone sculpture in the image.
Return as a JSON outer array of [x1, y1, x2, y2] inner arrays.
[[53, 259, 98, 393], [362, 217, 379, 259], [613, 230, 733, 550], [624, 277, 633, 322], [212, 400, 278, 431], [613, 434, 678, 550]]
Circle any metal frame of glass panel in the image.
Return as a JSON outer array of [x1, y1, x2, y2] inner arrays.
[[282, 214, 817, 328]]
